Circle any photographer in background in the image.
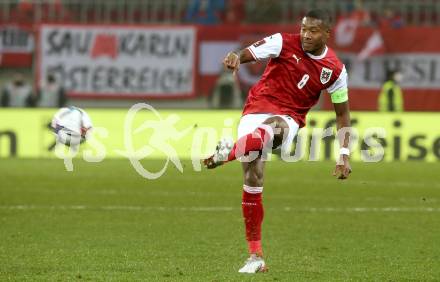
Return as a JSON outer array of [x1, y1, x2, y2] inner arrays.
[[209, 68, 242, 109], [37, 74, 67, 108], [1, 73, 34, 107]]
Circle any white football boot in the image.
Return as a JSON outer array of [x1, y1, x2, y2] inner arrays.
[[238, 254, 268, 273], [203, 137, 234, 169]]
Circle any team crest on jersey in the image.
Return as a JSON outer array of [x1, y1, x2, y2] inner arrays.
[[320, 67, 333, 84]]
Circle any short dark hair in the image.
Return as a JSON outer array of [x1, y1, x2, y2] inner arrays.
[[305, 9, 332, 28]]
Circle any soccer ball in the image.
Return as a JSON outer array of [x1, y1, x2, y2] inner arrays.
[[51, 106, 93, 147]]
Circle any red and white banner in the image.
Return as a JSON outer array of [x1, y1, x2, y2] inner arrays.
[[0, 25, 34, 67], [37, 24, 196, 99], [33, 23, 440, 109]]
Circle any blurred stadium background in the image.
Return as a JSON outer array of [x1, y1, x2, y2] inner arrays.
[[1, 0, 440, 280], [1, 0, 440, 110]]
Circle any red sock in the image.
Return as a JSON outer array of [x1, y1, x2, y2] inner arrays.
[[242, 185, 264, 256], [227, 125, 273, 162]]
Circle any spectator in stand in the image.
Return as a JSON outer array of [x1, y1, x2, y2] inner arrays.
[[12, 0, 35, 24], [224, 0, 245, 25], [342, 0, 373, 26], [245, 0, 282, 24], [37, 74, 66, 108], [11, 0, 71, 24], [378, 69, 404, 112], [1, 73, 34, 107], [185, 0, 225, 25], [379, 8, 404, 29]]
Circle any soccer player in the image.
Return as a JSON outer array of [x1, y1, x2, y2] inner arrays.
[[203, 9, 352, 273]]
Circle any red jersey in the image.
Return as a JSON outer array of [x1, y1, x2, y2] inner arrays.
[[242, 33, 347, 127]]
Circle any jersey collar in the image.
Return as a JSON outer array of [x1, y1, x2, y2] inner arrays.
[[305, 45, 328, 60]]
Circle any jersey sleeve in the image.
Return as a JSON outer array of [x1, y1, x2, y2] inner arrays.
[[247, 33, 283, 61], [327, 65, 348, 103]]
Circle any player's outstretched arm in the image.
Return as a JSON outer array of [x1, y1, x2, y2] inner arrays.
[[223, 49, 256, 75], [333, 101, 352, 179]]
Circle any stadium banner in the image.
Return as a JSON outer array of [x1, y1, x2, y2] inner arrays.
[[1, 109, 440, 163], [37, 24, 197, 99], [0, 25, 34, 67], [31, 24, 440, 109], [197, 25, 440, 111]]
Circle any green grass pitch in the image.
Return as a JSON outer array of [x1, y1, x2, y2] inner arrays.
[[0, 159, 439, 281]]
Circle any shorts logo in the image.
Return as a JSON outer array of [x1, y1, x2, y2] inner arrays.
[[320, 67, 333, 84], [253, 39, 266, 48]]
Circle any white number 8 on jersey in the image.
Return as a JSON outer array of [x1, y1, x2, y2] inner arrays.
[[297, 74, 309, 89]]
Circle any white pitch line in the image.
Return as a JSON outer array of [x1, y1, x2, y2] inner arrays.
[[0, 205, 440, 213], [282, 207, 440, 212]]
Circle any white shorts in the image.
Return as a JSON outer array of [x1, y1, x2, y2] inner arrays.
[[237, 114, 299, 154]]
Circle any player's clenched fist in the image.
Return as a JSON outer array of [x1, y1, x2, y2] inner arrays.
[[223, 52, 240, 74]]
